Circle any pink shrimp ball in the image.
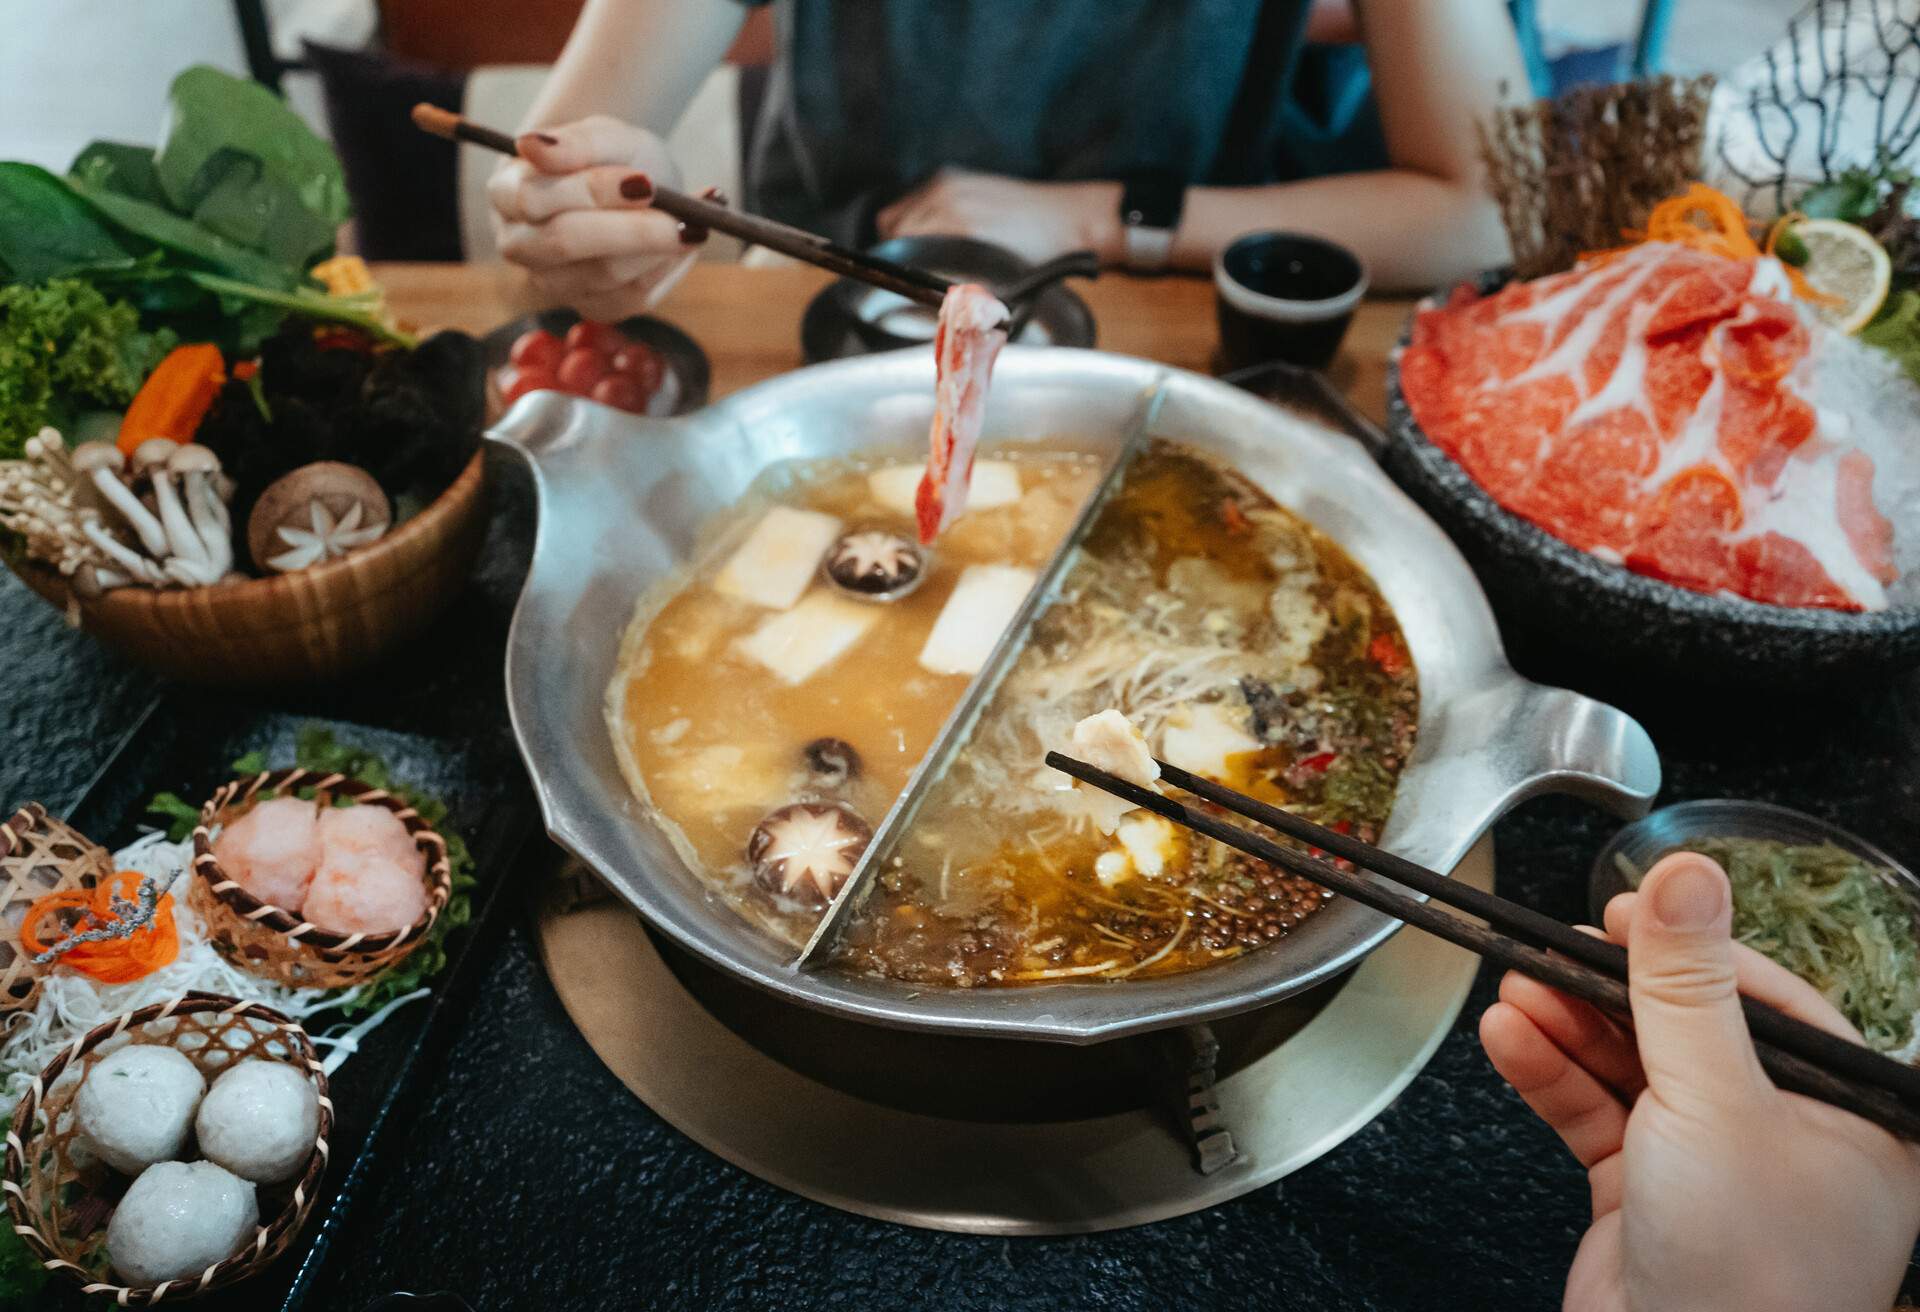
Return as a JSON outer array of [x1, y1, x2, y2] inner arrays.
[[315, 804, 425, 879], [301, 805, 429, 935], [301, 852, 429, 936], [212, 796, 321, 911]]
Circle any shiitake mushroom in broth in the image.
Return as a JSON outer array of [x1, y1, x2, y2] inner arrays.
[[834, 444, 1417, 985], [608, 449, 1101, 948], [607, 441, 1418, 985]]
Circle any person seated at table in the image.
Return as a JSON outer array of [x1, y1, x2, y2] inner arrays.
[[488, 0, 1529, 322], [1482, 852, 1920, 1312]]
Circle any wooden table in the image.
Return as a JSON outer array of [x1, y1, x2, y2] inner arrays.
[[375, 262, 1411, 424]]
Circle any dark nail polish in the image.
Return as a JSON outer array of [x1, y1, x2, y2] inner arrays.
[[701, 186, 727, 205], [619, 173, 653, 201], [678, 221, 710, 246]]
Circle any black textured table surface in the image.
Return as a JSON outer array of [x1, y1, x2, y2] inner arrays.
[[3, 451, 1916, 1312]]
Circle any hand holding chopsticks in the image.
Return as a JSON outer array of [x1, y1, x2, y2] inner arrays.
[[1046, 750, 1920, 1144], [414, 105, 1099, 319], [414, 104, 953, 309]]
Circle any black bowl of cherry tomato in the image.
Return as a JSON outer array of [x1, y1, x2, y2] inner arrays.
[[482, 311, 711, 418]]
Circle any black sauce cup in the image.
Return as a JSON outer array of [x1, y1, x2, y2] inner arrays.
[[1214, 231, 1368, 373]]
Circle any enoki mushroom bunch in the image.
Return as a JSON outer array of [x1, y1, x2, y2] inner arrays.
[[0, 427, 238, 596]]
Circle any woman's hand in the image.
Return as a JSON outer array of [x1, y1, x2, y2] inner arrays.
[[488, 116, 698, 322], [1481, 853, 1920, 1312], [875, 168, 1121, 265]]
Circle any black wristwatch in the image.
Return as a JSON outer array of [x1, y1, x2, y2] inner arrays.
[[1119, 173, 1185, 272]]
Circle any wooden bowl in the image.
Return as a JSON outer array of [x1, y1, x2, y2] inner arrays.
[[8, 451, 487, 685], [2, 993, 332, 1304], [191, 770, 453, 990]]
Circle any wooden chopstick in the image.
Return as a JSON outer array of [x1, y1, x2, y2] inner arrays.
[[1153, 758, 1920, 1107], [1044, 751, 1920, 1144], [410, 104, 954, 309]]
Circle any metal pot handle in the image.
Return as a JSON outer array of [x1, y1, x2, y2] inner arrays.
[[1475, 679, 1663, 820]]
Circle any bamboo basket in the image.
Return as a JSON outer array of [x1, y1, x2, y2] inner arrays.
[[191, 770, 451, 990], [0, 804, 115, 1012], [1, 993, 332, 1305], [8, 449, 487, 686]]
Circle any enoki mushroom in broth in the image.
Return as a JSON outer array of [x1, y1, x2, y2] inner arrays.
[[834, 443, 1420, 987]]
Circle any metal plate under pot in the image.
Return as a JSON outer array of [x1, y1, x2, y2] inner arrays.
[[534, 838, 1492, 1234]]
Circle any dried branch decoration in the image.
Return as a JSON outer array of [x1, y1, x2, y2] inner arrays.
[[1480, 76, 1716, 279], [1715, 0, 1920, 214], [28, 875, 162, 965]]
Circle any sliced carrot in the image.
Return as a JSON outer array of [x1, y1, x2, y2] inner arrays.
[[117, 343, 226, 455], [20, 871, 179, 983]]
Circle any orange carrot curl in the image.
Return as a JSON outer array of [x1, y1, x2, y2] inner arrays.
[[1582, 183, 1843, 307], [22, 871, 180, 984]]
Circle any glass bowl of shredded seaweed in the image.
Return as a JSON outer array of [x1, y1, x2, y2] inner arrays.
[[1590, 800, 1920, 1058]]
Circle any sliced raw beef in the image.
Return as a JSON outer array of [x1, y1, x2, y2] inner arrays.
[[1399, 242, 1898, 610]]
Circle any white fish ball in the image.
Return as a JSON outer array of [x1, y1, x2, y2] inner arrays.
[[107, 1160, 257, 1287], [75, 1045, 206, 1176], [195, 1060, 319, 1184]]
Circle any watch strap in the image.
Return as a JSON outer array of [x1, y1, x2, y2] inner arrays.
[[1119, 175, 1184, 272]]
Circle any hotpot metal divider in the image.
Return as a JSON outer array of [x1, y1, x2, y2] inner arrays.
[[790, 376, 1172, 969]]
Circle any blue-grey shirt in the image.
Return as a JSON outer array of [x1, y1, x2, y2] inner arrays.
[[741, 0, 1387, 243]]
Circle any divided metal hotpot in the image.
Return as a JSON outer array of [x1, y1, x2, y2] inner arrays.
[[494, 348, 1660, 1044]]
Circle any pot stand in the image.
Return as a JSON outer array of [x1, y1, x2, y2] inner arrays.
[[532, 837, 1492, 1234]]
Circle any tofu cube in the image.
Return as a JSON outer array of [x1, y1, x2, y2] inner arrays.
[[1116, 813, 1178, 879], [918, 564, 1036, 676], [735, 590, 879, 685], [868, 461, 1022, 520], [1162, 702, 1261, 780], [713, 507, 843, 610]]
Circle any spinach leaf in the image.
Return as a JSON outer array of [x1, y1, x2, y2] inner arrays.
[[65, 174, 298, 289], [156, 66, 349, 238], [190, 149, 338, 268], [69, 140, 169, 208], [0, 162, 134, 283]]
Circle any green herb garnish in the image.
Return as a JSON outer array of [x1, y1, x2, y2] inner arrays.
[[1622, 836, 1920, 1052]]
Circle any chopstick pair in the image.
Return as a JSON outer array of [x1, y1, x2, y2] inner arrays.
[[410, 104, 954, 309], [1044, 750, 1920, 1144]]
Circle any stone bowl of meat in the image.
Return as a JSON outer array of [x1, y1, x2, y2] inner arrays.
[[1383, 256, 1920, 691]]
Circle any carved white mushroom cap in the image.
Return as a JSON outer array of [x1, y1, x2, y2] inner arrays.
[[246, 462, 393, 574]]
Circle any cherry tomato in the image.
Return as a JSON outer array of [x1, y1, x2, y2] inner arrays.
[[509, 328, 563, 371], [590, 374, 647, 412], [556, 347, 606, 393], [564, 321, 626, 358], [609, 344, 666, 395], [501, 365, 556, 404]]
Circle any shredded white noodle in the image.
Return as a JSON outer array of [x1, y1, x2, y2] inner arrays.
[[0, 829, 426, 1101]]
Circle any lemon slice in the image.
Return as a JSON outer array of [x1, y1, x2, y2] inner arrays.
[[1790, 218, 1892, 333]]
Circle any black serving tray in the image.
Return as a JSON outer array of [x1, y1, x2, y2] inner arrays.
[[26, 693, 539, 1312]]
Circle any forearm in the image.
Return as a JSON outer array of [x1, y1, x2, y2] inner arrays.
[[1172, 171, 1510, 291], [523, 0, 745, 137]]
